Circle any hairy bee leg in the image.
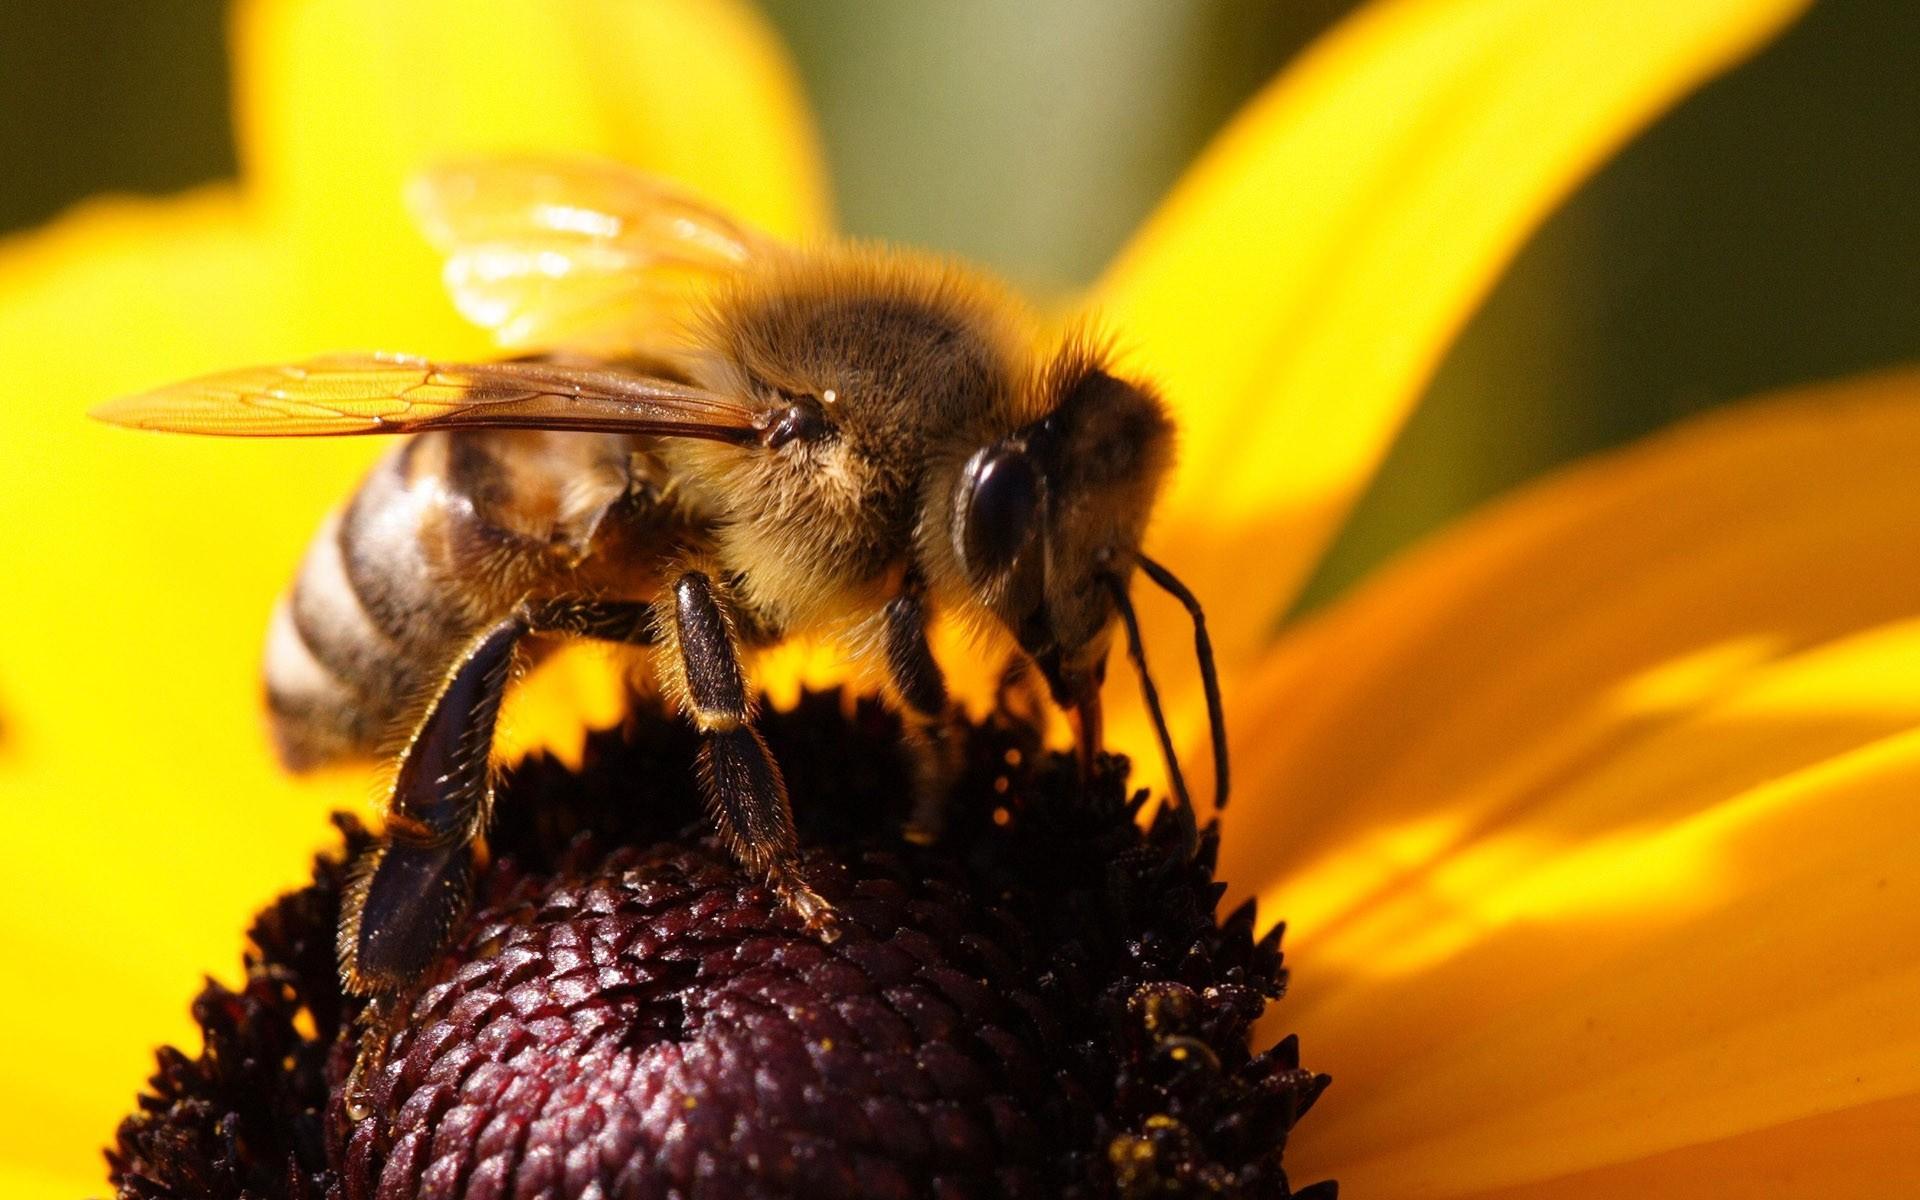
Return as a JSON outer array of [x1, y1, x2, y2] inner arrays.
[[345, 599, 654, 999], [525, 598, 657, 645], [343, 618, 521, 998], [338, 616, 521, 1119], [341, 995, 405, 1122], [339, 599, 648, 1116], [671, 570, 836, 938], [882, 579, 957, 842]]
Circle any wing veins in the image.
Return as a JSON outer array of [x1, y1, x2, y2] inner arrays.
[[93, 354, 764, 442]]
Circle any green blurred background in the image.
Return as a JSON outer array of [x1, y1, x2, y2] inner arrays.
[[2, 0, 1913, 614]]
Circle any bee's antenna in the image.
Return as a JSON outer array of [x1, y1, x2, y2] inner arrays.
[[1135, 553, 1229, 810], [1101, 572, 1194, 817]]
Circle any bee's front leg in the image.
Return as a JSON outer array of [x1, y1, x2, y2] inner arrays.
[[883, 573, 958, 842], [667, 570, 836, 937]]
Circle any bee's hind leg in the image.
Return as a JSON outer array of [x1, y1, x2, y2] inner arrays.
[[668, 570, 836, 939], [525, 597, 657, 646], [338, 598, 656, 1117], [348, 599, 658, 980], [342, 619, 525, 993], [339, 615, 524, 1117]]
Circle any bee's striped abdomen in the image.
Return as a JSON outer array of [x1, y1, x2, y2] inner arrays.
[[262, 429, 644, 771], [264, 441, 472, 769]]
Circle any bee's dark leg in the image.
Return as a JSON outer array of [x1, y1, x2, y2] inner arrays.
[[342, 617, 521, 996], [883, 575, 957, 841], [339, 600, 652, 1111], [670, 570, 835, 937], [347, 599, 653, 987], [525, 598, 657, 645], [339, 615, 522, 1118]]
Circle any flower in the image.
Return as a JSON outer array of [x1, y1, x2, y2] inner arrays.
[[4, 0, 1907, 1195], [109, 693, 1327, 1197]]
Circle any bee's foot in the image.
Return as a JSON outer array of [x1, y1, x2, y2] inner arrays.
[[901, 784, 947, 848], [342, 995, 402, 1122], [901, 821, 940, 847], [775, 873, 841, 943]]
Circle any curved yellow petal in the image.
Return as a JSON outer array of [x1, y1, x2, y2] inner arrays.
[[1097, 0, 1810, 670], [231, 0, 831, 351], [1300, 713, 1920, 1194], [1451, 1094, 1920, 1199], [0, 192, 369, 1192], [1217, 371, 1920, 1193]]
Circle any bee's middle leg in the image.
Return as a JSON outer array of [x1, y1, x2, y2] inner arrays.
[[668, 570, 835, 937]]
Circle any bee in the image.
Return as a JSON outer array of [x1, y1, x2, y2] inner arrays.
[[96, 157, 1227, 1084]]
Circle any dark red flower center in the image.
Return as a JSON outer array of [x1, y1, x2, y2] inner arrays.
[[110, 691, 1331, 1199]]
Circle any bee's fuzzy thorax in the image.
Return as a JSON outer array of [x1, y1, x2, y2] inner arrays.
[[667, 245, 1046, 639], [107, 690, 1330, 1199]]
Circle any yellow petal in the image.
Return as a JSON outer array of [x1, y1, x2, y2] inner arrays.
[[1218, 371, 1920, 1193], [1301, 716, 1920, 1195], [231, 0, 830, 351], [1451, 1094, 1920, 1199], [0, 192, 369, 1191], [1097, 0, 1810, 670], [0, 1162, 95, 1200]]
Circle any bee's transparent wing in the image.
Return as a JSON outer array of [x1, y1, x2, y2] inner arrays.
[[92, 353, 763, 442], [408, 156, 773, 352]]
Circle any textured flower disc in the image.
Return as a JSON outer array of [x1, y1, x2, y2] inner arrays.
[[108, 692, 1330, 1199]]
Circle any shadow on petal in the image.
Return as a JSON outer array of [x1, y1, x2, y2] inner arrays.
[[1213, 373, 1920, 1193], [1455, 1092, 1920, 1199]]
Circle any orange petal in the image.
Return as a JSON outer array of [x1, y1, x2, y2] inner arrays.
[[1219, 370, 1920, 1193], [1452, 1094, 1920, 1198], [1298, 716, 1920, 1194], [1096, 0, 1811, 674]]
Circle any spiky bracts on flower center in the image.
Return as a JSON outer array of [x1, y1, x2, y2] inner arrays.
[[109, 691, 1331, 1198]]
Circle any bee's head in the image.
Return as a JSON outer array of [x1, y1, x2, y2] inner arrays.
[[949, 353, 1174, 713], [927, 344, 1228, 811]]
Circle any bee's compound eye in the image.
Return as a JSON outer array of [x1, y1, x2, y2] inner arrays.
[[959, 445, 1039, 580], [763, 401, 829, 449]]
